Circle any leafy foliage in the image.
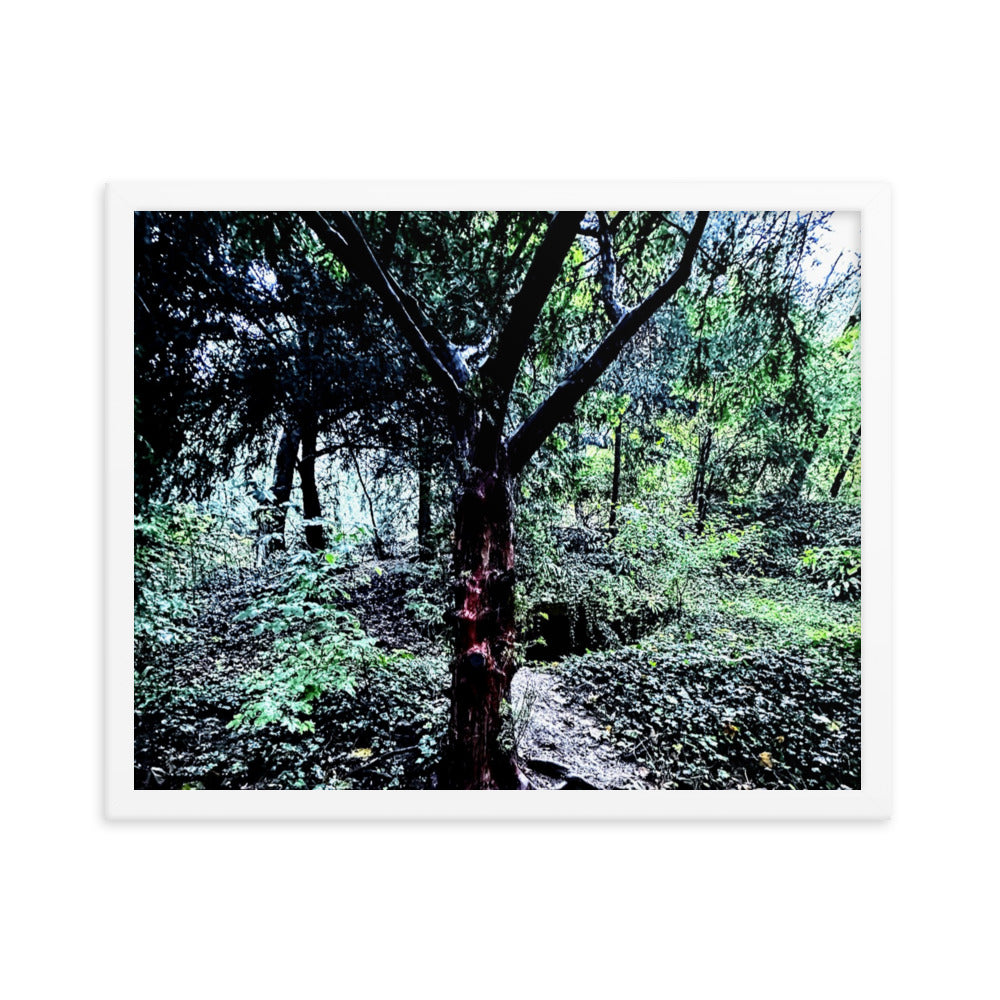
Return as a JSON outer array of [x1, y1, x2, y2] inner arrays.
[[228, 552, 366, 733], [133, 503, 204, 668], [801, 544, 862, 600]]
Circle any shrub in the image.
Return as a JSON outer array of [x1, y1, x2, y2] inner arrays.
[[134, 502, 208, 668], [229, 551, 369, 733], [801, 545, 861, 600]]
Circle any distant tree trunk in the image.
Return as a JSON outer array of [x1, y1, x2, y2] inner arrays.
[[751, 455, 772, 492], [830, 424, 861, 499], [445, 426, 519, 790], [344, 439, 387, 559], [298, 413, 326, 551], [693, 428, 713, 532], [261, 422, 301, 554], [608, 419, 623, 535], [785, 422, 829, 500], [416, 417, 433, 561], [572, 422, 586, 524]]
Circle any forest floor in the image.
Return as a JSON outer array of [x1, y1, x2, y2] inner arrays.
[[133, 568, 646, 791], [135, 504, 861, 791]]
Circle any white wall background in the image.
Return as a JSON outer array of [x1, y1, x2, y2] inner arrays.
[[2, 3, 994, 996]]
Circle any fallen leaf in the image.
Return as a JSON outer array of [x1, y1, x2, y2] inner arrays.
[[759, 752, 774, 769]]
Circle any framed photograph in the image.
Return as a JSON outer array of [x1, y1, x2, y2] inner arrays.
[[108, 181, 890, 819]]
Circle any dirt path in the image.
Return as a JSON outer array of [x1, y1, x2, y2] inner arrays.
[[512, 666, 651, 789]]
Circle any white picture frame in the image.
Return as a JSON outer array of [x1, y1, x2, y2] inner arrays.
[[107, 181, 891, 820]]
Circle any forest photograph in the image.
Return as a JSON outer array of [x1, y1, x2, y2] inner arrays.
[[133, 207, 862, 793]]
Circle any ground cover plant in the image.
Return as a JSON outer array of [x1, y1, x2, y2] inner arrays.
[[134, 209, 861, 790]]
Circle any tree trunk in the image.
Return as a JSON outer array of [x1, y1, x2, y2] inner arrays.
[[343, 440, 386, 560], [608, 419, 623, 535], [572, 422, 585, 524], [785, 422, 829, 500], [445, 443, 519, 789], [830, 424, 861, 499], [298, 413, 326, 551], [417, 418, 433, 561], [693, 428, 713, 533], [750, 454, 772, 492], [260, 422, 300, 555]]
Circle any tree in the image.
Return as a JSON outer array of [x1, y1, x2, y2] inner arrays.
[[300, 210, 709, 788], [135, 212, 411, 556], [134, 212, 280, 500], [639, 212, 860, 511]]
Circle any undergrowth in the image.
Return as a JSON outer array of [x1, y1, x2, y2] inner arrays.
[[135, 498, 860, 791], [556, 575, 860, 789]]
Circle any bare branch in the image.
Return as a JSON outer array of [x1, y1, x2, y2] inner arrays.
[[508, 211, 709, 475]]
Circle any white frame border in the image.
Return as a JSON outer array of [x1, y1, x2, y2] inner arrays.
[[107, 181, 891, 820]]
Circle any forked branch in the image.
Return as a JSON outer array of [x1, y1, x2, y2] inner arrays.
[[508, 211, 710, 475]]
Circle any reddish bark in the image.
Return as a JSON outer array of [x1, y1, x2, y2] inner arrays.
[[446, 456, 518, 789]]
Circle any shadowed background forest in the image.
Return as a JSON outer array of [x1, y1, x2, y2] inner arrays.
[[134, 210, 861, 790]]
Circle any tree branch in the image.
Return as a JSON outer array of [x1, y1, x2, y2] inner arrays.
[[299, 211, 469, 404], [482, 211, 586, 414], [508, 211, 710, 475], [330, 212, 472, 387], [595, 212, 624, 325]]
